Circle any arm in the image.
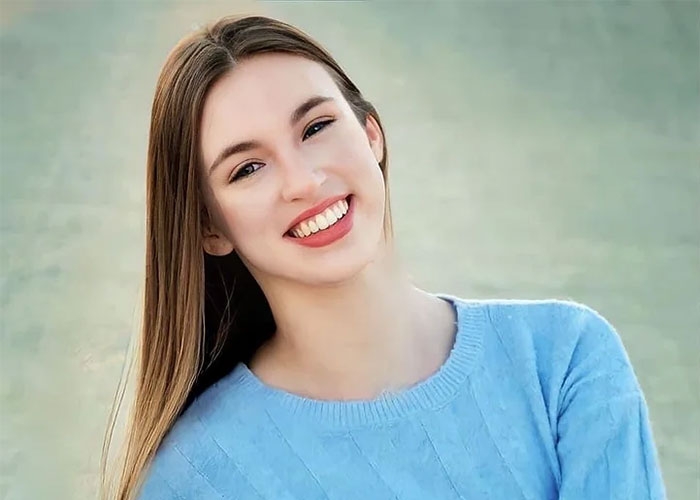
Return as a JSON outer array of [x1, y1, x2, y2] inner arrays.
[[555, 306, 666, 499]]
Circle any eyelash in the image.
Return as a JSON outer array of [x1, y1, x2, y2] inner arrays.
[[229, 118, 336, 183], [302, 118, 335, 141]]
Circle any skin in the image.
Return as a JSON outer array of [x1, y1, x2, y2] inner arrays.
[[199, 53, 457, 400]]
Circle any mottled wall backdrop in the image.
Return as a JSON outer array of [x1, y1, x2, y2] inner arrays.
[[1, 1, 697, 499]]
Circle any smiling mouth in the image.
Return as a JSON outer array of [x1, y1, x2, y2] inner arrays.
[[286, 195, 352, 239]]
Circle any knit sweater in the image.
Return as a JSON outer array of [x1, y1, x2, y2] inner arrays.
[[138, 296, 666, 499]]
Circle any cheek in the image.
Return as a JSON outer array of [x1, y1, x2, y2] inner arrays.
[[326, 125, 380, 175], [216, 195, 272, 246]]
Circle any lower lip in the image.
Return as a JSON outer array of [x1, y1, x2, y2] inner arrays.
[[285, 196, 354, 248]]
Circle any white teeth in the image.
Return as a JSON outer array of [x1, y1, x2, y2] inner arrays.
[[316, 214, 329, 230], [290, 198, 351, 238], [324, 207, 338, 225]]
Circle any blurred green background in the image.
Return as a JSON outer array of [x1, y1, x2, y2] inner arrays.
[[1, 1, 698, 498]]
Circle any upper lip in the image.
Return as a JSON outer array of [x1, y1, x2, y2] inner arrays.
[[286, 194, 349, 233]]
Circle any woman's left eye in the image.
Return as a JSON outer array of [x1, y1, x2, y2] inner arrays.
[[302, 119, 335, 141]]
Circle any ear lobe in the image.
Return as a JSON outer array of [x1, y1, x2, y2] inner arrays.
[[203, 233, 235, 256], [202, 221, 235, 256], [364, 115, 384, 164]]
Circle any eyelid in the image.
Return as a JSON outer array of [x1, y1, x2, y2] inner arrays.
[[306, 114, 333, 125]]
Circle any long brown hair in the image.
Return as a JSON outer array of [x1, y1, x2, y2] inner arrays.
[[100, 14, 392, 500]]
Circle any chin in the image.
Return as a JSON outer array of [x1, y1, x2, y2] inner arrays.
[[286, 244, 380, 287], [298, 260, 373, 287]]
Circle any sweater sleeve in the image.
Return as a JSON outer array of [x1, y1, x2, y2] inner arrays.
[[555, 305, 666, 499]]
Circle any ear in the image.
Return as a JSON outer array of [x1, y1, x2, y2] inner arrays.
[[364, 115, 384, 164], [202, 213, 235, 257]]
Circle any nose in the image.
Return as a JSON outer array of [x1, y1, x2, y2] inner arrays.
[[279, 155, 326, 203]]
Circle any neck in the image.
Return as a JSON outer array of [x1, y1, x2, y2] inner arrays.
[[248, 246, 457, 400]]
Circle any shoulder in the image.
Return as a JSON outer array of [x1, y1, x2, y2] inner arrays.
[[475, 297, 612, 335], [450, 296, 639, 398], [465, 297, 629, 362], [137, 365, 259, 499], [137, 402, 226, 498]]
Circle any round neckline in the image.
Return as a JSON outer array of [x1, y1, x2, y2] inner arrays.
[[225, 294, 486, 429]]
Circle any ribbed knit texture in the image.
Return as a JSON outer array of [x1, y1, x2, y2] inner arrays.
[[138, 296, 666, 499]]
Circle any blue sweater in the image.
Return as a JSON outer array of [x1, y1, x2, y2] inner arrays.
[[138, 296, 666, 499]]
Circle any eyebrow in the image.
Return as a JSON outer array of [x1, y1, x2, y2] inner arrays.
[[208, 95, 335, 175]]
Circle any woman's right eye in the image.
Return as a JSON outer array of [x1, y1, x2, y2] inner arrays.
[[230, 162, 264, 183]]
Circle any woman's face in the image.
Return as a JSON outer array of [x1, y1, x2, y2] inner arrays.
[[199, 53, 386, 287]]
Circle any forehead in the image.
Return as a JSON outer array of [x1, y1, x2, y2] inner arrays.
[[200, 53, 344, 161]]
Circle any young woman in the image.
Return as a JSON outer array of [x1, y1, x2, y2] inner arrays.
[[102, 15, 666, 500]]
